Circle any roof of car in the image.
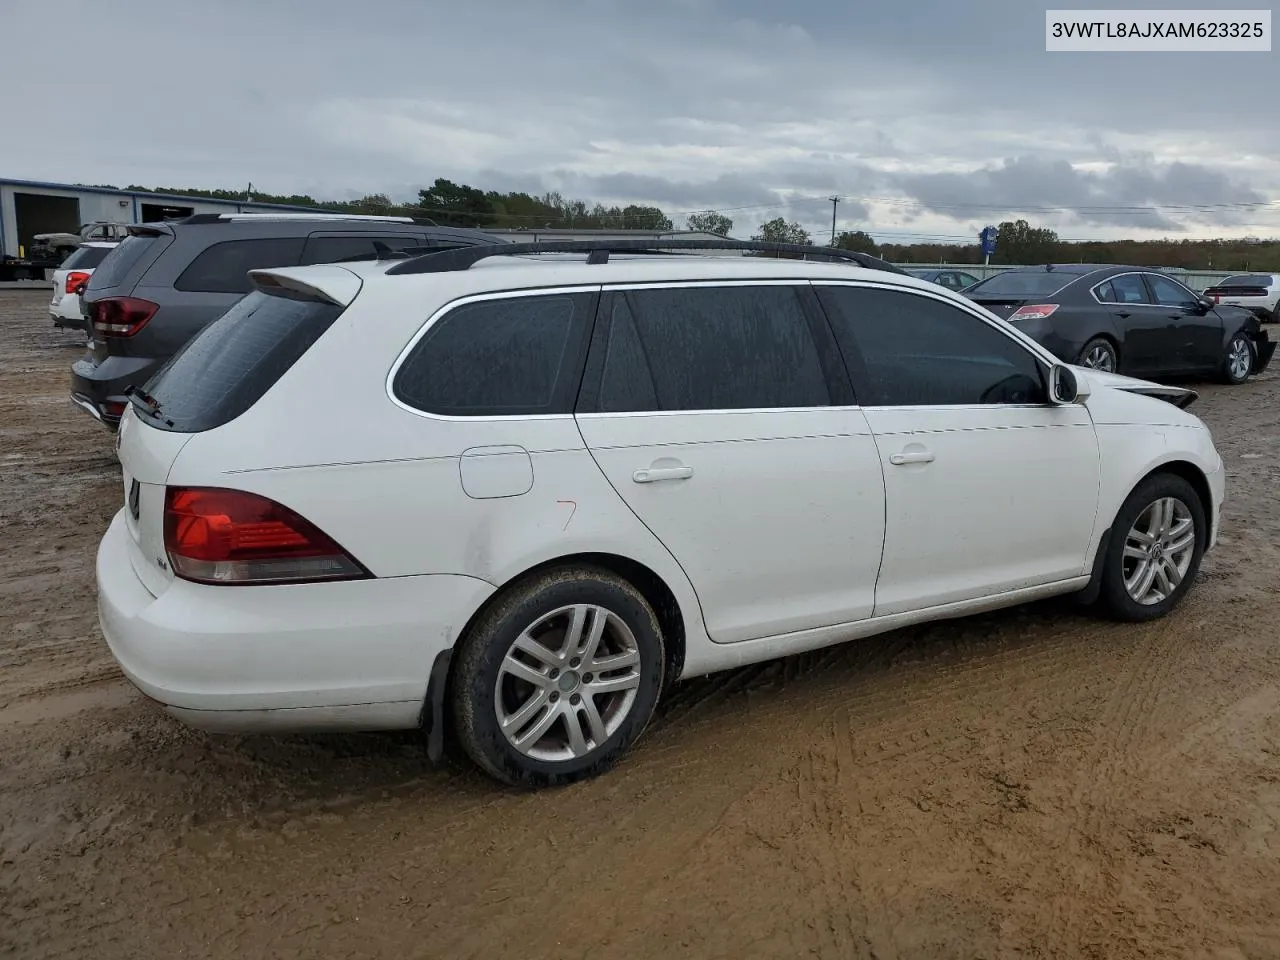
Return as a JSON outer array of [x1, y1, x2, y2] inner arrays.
[[325, 251, 946, 293]]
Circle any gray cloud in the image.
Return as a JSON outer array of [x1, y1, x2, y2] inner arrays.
[[1, 0, 1277, 243]]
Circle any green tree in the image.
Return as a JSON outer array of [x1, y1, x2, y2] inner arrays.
[[685, 211, 734, 236], [621, 205, 673, 231], [834, 230, 879, 256], [753, 217, 812, 246], [993, 219, 1059, 265], [417, 178, 494, 227]]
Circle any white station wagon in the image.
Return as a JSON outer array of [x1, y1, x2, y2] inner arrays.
[[97, 239, 1225, 787]]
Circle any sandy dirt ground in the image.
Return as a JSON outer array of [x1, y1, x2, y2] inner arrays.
[[2, 288, 1280, 959]]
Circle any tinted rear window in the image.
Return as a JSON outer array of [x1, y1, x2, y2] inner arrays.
[[966, 271, 1075, 299], [174, 238, 305, 294], [140, 291, 342, 432], [89, 234, 164, 288], [1220, 274, 1273, 286], [61, 245, 115, 270]]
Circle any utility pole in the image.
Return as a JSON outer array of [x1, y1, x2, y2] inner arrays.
[[829, 196, 839, 245]]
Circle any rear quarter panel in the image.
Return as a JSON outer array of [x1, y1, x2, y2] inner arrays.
[[163, 277, 715, 672]]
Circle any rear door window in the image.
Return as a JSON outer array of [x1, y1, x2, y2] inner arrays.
[[392, 293, 596, 416], [88, 234, 167, 289], [174, 238, 306, 294], [140, 290, 344, 432], [1109, 274, 1152, 304], [585, 285, 833, 413]]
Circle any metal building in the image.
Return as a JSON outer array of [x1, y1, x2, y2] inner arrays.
[[0, 178, 339, 259]]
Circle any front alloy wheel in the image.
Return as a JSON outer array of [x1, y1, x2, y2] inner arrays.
[[1224, 333, 1254, 384], [1100, 473, 1206, 622], [1122, 497, 1196, 606], [451, 566, 665, 787]]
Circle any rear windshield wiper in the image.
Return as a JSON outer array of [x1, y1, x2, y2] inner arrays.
[[124, 385, 174, 427]]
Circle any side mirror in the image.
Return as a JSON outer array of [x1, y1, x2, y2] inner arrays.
[[1195, 297, 1214, 314], [1050, 364, 1090, 405]]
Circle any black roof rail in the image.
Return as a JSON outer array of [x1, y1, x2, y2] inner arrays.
[[383, 237, 907, 276]]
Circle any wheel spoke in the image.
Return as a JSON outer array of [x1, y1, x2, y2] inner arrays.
[[587, 672, 641, 696], [1126, 559, 1157, 601], [1167, 530, 1195, 555], [1123, 543, 1149, 561], [577, 607, 608, 663], [501, 688, 552, 733], [563, 705, 591, 757], [589, 648, 640, 673], [511, 699, 561, 749], [512, 633, 562, 669], [1128, 528, 1154, 547], [562, 605, 591, 657], [580, 695, 608, 745], [501, 654, 552, 689], [1154, 560, 1177, 597]]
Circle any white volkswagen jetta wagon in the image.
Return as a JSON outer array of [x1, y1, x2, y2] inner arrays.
[[97, 239, 1225, 787]]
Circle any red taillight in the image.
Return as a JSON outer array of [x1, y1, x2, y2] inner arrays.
[[163, 487, 368, 585], [1008, 303, 1060, 322], [102, 401, 127, 419], [91, 296, 158, 337], [65, 271, 91, 295]]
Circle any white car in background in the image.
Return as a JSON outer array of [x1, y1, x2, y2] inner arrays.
[[50, 241, 118, 332], [1203, 273, 1280, 322], [97, 238, 1225, 788]]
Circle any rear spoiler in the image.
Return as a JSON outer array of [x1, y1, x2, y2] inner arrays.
[[1115, 384, 1197, 410], [248, 266, 362, 307]]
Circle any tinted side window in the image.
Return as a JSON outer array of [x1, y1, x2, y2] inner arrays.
[[174, 238, 306, 294], [393, 293, 593, 416], [88, 234, 166, 289], [143, 291, 344, 433], [817, 286, 1046, 406], [1109, 274, 1151, 305], [300, 234, 426, 265], [1145, 274, 1198, 308], [1094, 280, 1117, 303], [594, 286, 830, 412]]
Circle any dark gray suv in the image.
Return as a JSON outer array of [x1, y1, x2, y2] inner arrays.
[[71, 214, 500, 428]]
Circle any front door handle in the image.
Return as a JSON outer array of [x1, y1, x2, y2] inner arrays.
[[633, 465, 694, 483], [889, 450, 935, 466]]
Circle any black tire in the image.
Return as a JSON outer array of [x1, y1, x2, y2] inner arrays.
[[451, 565, 666, 788], [1221, 331, 1255, 385], [1099, 473, 1206, 623], [1077, 337, 1118, 373]]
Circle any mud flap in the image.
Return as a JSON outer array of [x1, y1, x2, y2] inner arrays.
[[1075, 527, 1112, 606], [422, 649, 453, 763]]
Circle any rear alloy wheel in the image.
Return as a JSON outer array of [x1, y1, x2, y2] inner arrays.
[[1099, 473, 1205, 622], [1222, 332, 1255, 384], [1078, 337, 1118, 373], [451, 567, 665, 787]]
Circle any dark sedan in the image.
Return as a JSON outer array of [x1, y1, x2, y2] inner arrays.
[[963, 264, 1275, 384], [907, 268, 980, 291]]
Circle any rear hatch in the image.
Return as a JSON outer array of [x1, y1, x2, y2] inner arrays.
[[83, 228, 173, 362], [112, 266, 361, 595]]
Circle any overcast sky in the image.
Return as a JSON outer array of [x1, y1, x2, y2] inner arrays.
[[4, 0, 1277, 243]]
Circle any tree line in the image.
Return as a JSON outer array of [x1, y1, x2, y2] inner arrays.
[[100, 182, 1280, 270]]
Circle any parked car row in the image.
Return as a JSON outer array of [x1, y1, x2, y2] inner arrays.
[[88, 228, 1229, 788], [962, 264, 1275, 384]]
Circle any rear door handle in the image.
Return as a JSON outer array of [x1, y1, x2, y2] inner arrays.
[[633, 465, 694, 483], [889, 450, 935, 466]]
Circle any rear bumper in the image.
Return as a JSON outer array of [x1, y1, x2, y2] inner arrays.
[[95, 510, 496, 733], [71, 353, 159, 429]]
